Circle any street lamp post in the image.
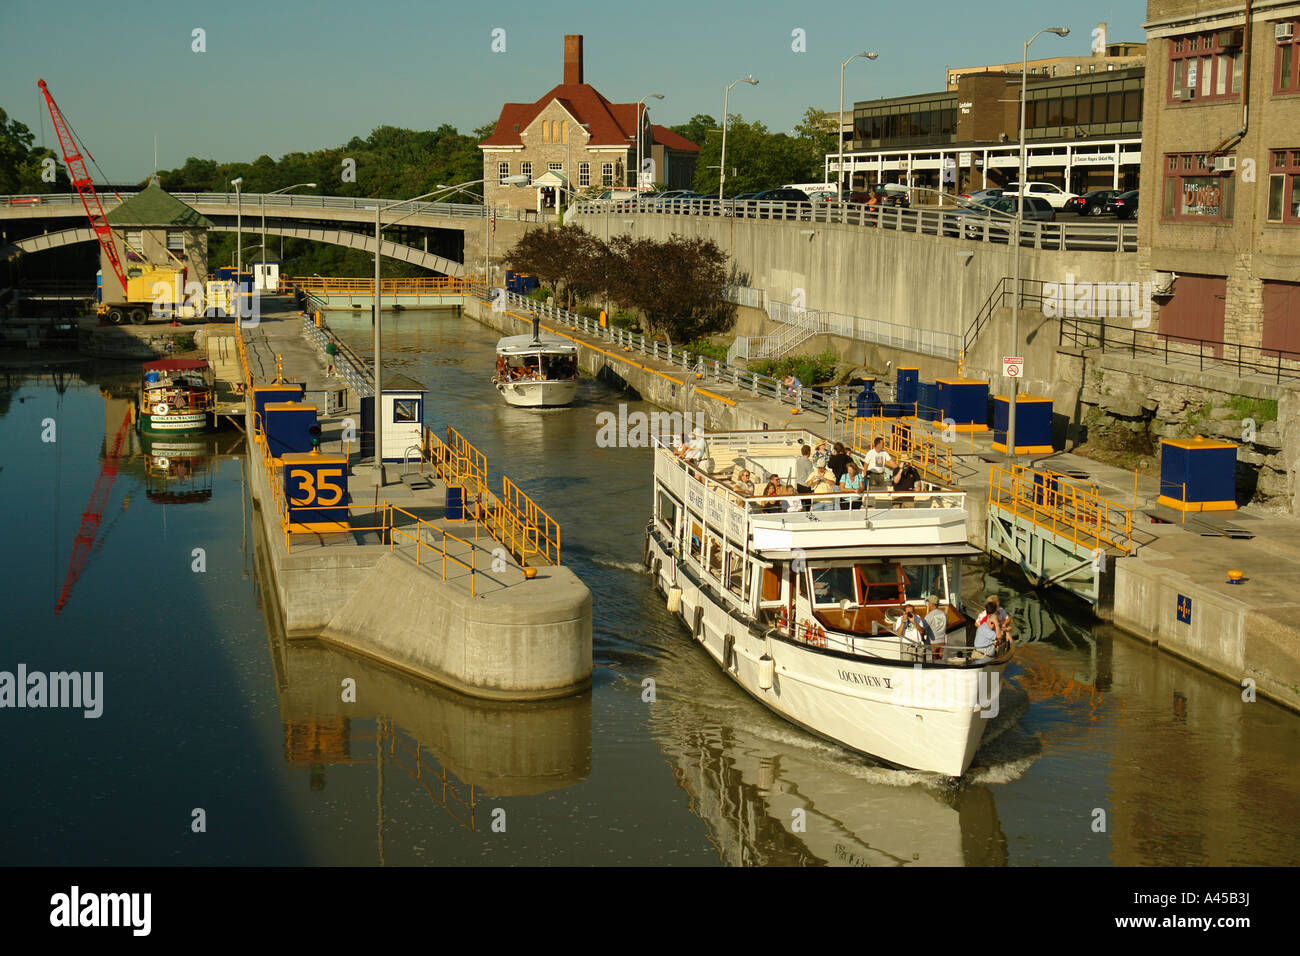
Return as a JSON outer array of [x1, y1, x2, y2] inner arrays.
[[1007, 26, 1069, 462], [371, 189, 445, 484], [230, 177, 243, 272], [837, 53, 878, 201], [719, 75, 758, 202], [260, 182, 316, 287], [634, 93, 664, 190]]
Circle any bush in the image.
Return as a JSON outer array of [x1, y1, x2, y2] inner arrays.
[[686, 338, 729, 362], [170, 333, 197, 353], [749, 351, 839, 386], [526, 287, 549, 302], [576, 305, 601, 319]]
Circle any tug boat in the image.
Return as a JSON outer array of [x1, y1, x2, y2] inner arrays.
[[135, 359, 215, 434], [493, 317, 578, 408], [644, 428, 1014, 776]]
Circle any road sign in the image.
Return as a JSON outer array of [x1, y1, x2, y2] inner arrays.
[[1003, 356, 1024, 378]]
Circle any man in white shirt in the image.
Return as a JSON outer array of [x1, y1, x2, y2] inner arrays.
[[863, 437, 896, 489], [684, 428, 711, 469], [923, 594, 948, 661], [893, 605, 934, 661]]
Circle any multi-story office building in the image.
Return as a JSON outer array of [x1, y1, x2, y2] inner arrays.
[[1138, 1, 1300, 351]]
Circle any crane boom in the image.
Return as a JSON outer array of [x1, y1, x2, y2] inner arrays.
[[37, 79, 128, 296], [54, 405, 133, 614]]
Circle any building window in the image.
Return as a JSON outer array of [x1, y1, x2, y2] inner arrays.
[[579, 162, 590, 187], [548, 162, 562, 173], [166, 231, 184, 253], [1277, 20, 1300, 93], [1266, 149, 1300, 222], [498, 161, 510, 184], [1169, 31, 1243, 102], [1162, 152, 1235, 221], [521, 161, 533, 185], [602, 163, 614, 186], [561, 121, 569, 144], [393, 399, 421, 423]]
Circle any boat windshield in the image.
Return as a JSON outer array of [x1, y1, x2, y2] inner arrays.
[[810, 561, 949, 608], [496, 352, 577, 381]]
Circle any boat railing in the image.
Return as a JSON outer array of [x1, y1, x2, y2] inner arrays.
[[778, 617, 1011, 666]]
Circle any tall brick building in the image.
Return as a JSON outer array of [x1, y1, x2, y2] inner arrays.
[[1138, 0, 1300, 352], [480, 35, 698, 213]]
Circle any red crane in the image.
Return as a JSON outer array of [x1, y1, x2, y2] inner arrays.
[[54, 406, 133, 614], [37, 79, 128, 296]]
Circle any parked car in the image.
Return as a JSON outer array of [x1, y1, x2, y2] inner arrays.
[[1006, 181, 1079, 210], [960, 188, 1004, 203], [1065, 189, 1123, 217], [871, 183, 910, 208], [954, 196, 1056, 242], [1106, 189, 1139, 220], [743, 187, 813, 219]]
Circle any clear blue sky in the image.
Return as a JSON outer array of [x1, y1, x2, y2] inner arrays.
[[1, 0, 1145, 182]]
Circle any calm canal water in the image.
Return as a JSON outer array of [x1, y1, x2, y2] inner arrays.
[[3, 311, 1298, 866]]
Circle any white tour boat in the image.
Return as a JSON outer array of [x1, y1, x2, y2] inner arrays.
[[644, 428, 1014, 776], [493, 318, 579, 408]]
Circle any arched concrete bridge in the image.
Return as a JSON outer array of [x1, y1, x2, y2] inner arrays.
[[0, 192, 551, 275]]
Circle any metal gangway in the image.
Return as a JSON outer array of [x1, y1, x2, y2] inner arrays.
[[985, 464, 1134, 606]]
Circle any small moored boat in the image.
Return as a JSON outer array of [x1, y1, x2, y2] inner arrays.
[[644, 428, 1014, 776], [136, 358, 215, 434], [493, 318, 578, 408]]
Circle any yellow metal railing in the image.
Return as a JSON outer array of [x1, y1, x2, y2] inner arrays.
[[851, 416, 954, 484], [389, 505, 479, 597], [987, 463, 1133, 555], [499, 476, 562, 567], [279, 276, 476, 295]]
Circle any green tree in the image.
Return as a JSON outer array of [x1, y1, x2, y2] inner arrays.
[[606, 234, 735, 346], [0, 108, 64, 194]]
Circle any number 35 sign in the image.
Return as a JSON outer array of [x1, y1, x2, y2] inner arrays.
[[283, 453, 350, 531]]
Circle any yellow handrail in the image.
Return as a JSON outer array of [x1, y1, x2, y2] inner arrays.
[[279, 276, 475, 295], [851, 416, 953, 484], [987, 463, 1133, 555], [389, 505, 479, 596]]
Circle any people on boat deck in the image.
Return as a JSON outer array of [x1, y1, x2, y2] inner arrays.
[[761, 475, 784, 511], [781, 483, 802, 513], [809, 465, 838, 510], [863, 437, 896, 489], [812, 441, 830, 468], [827, 441, 852, 482], [974, 594, 1012, 636], [893, 605, 935, 660], [924, 594, 948, 661], [793, 444, 815, 492], [732, 470, 755, 497], [839, 460, 865, 509], [893, 457, 922, 493], [684, 428, 710, 468], [972, 597, 1012, 658]]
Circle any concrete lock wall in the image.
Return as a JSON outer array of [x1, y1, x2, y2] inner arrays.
[[570, 212, 1140, 340]]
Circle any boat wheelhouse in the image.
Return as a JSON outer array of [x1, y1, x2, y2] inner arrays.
[[645, 428, 1014, 776], [136, 359, 215, 434], [493, 318, 578, 408]]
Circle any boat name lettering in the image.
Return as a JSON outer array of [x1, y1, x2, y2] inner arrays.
[[836, 668, 890, 688]]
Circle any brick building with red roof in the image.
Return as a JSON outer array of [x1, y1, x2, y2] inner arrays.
[[480, 35, 699, 212]]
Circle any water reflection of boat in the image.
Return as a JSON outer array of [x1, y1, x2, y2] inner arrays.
[[252, 508, 591, 812], [649, 643, 1012, 866], [140, 434, 215, 504]]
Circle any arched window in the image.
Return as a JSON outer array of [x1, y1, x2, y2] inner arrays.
[[541, 122, 550, 143], [561, 121, 569, 144]]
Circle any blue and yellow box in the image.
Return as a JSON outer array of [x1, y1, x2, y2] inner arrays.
[[935, 378, 989, 432], [265, 402, 318, 459], [992, 394, 1054, 454], [895, 367, 919, 407], [917, 381, 941, 421], [251, 383, 305, 434], [281, 452, 350, 532], [1158, 437, 1237, 512]]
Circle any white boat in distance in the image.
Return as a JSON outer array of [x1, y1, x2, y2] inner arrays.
[[644, 429, 1014, 776], [493, 318, 579, 408]]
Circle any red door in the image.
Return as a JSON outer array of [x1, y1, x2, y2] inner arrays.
[[1262, 281, 1300, 358], [1159, 273, 1226, 359]]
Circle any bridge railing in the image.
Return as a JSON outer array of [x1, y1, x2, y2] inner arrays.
[[570, 198, 1136, 253], [282, 276, 474, 295], [487, 288, 882, 427], [0, 192, 554, 224]]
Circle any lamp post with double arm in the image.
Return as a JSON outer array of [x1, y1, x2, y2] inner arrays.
[[719, 75, 758, 202], [837, 52, 878, 201]]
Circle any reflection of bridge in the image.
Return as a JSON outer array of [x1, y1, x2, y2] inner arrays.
[[0, 192, 552, 276]]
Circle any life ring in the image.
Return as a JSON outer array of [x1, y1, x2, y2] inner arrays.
[[153, 403, 169, 415], [776, 606, 789, 632], [156, 456, 171, 469], [813, 625, 827, 648]]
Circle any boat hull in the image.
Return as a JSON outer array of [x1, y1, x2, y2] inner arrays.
[[496, 379, 577, 408], [648, 534, 1003, 776], [137, 409, 212, 434]]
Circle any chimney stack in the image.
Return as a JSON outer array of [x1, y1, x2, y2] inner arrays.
[[564, 34, 583, 85]]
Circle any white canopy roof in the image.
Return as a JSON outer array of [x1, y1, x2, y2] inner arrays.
[[496, 333, 578, 356]]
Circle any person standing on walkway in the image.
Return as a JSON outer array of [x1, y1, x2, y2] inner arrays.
[[324, 336, 338, 376]]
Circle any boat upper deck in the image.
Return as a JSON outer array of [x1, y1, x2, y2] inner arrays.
[[653, 429, 974, 559]]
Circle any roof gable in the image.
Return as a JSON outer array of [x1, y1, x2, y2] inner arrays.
[[481, 82, 639, 149], [107, 183, 213, 228]]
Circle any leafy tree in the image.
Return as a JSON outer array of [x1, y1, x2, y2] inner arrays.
[[0, 108, 64, 194], [504, 225, 605, 307], [606, 234, 735, 346]]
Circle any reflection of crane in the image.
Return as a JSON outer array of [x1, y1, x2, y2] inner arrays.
[[37, 79, 127, 296], [54, 406, 132, 614]]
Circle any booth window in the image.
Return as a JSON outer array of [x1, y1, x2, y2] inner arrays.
[[393, 399, 421, 423]]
